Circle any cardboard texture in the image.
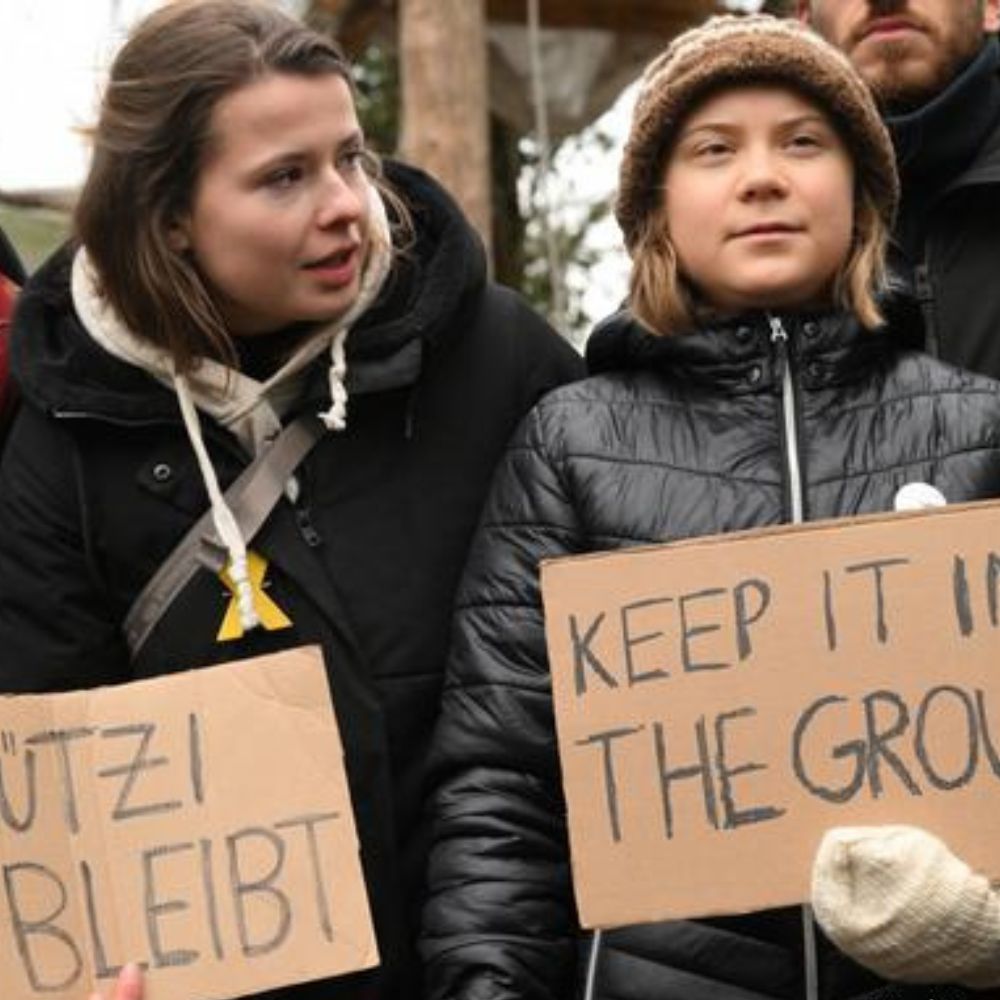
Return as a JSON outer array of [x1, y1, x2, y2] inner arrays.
[[0, 646, 378, 1000], [541, 500, 1000, 930]]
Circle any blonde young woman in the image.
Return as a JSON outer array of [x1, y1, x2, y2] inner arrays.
[[0, 3, 581, 1000], [421, 16, 1000, 1000]]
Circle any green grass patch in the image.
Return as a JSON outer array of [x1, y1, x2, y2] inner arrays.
[[0, 203, 71, 274]]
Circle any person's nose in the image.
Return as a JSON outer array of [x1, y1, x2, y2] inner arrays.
[[316, 166, 365, 230], [868, 0, 906, 15], [737, 146, 789, 202]]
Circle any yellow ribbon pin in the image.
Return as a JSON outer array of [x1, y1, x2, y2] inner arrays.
[[217, 550, 292, 641]]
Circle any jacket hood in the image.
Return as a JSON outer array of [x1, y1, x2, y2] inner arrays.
[[352, 159, 487, 359], [11, 159, 488, 422]]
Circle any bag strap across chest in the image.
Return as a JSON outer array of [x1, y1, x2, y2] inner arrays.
[[123, 413, 326, 659]]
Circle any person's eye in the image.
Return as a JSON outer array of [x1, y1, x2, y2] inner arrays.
[[264, 165, 304, 189], [693, 139, 732, 160], [338, 146, 374, 176], [787, 132, 824, 153]]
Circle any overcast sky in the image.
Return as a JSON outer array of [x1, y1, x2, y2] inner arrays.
[[0, 0, 315, 192], [0, 1, 162, 191]]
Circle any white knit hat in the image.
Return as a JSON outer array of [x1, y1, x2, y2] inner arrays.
[[812, 825, 1000, 987]]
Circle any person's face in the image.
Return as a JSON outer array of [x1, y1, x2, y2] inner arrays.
[[174, 72, 371, 337], [800, 0, 999, 113], [662, 86, 855, 316]]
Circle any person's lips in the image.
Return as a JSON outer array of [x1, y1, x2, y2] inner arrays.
[[730, 222, 803, 240], [858, 16, 924, 42], [302, 244, 361, 286]]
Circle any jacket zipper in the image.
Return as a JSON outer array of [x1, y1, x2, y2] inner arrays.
[[294, 506, 323, 547], [767, 318, 818, 999], [583, 929, 602, 1000], [767, 315, 804, 526], [584, 325, 815, 1000], [287, 464, 323, 548]]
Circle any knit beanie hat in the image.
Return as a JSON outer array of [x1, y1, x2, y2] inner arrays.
[[812, 826, 1000, 988], [615, 14, 900, 252]]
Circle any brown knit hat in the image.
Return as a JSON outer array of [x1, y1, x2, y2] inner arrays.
[[615, 14, 899, 252]]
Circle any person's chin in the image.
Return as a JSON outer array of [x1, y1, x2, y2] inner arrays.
[[859, 53, 944, 111], [306, 269, 363, 311], [312, 291, 362, 326]]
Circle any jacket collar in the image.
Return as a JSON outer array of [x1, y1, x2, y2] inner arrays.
[[888, 37, 1000, 192], [586, 308, 895, 392]]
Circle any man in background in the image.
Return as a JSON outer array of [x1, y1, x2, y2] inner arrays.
[[799, 0, 1000, 376]]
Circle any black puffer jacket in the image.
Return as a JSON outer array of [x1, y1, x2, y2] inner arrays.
[[421, 306, 1000, 1000], [0, 162, 583, 1000]]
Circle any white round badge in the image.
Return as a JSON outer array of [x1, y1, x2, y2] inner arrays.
[[893, 482, 947, 511]]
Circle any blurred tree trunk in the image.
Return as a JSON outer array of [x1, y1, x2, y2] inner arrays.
[[398, 0, 492, 261]]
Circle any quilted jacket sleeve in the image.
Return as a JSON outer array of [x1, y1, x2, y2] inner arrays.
[[421, 398, 584, 1000]]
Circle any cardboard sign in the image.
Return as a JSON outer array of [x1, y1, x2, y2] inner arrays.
[[541, 501, 1000, 929], [0, 646, 378, 1000]]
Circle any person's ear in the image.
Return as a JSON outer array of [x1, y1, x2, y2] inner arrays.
[[796, 0, 813, 24], [984, 0, 999, 34], [167, 217, 191, 253]]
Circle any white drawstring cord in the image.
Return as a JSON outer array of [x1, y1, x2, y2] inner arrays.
[[175, 373, 261, 633], [315, 183, 392, 432], [320, 326, 349, 431]]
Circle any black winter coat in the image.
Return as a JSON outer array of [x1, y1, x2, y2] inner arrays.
[[0, 162, 583, 1000], [421, 307, 1000, 1000], [889, 36, 1000, 380]]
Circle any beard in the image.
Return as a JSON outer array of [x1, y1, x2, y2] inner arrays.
[[837, 0, 986, 115], [807, 0, 986, 115], [862, 35, 980, 114]]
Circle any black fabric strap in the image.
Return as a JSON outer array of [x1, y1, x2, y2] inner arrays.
[[123, 414, 326, 658]]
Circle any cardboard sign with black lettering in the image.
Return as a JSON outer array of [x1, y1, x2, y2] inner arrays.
[[0, 645, 377, 1000], [540, 500, 1000, 929]]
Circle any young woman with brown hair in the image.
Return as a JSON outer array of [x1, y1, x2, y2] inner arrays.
[[0, 4, 581, 1000]]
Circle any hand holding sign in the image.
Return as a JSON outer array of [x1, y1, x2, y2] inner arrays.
[[0, 646, 378, 1000], [87, 964, 143, 1000]]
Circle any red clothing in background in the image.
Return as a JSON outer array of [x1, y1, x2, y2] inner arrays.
[[0, 273, 18, 445]]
